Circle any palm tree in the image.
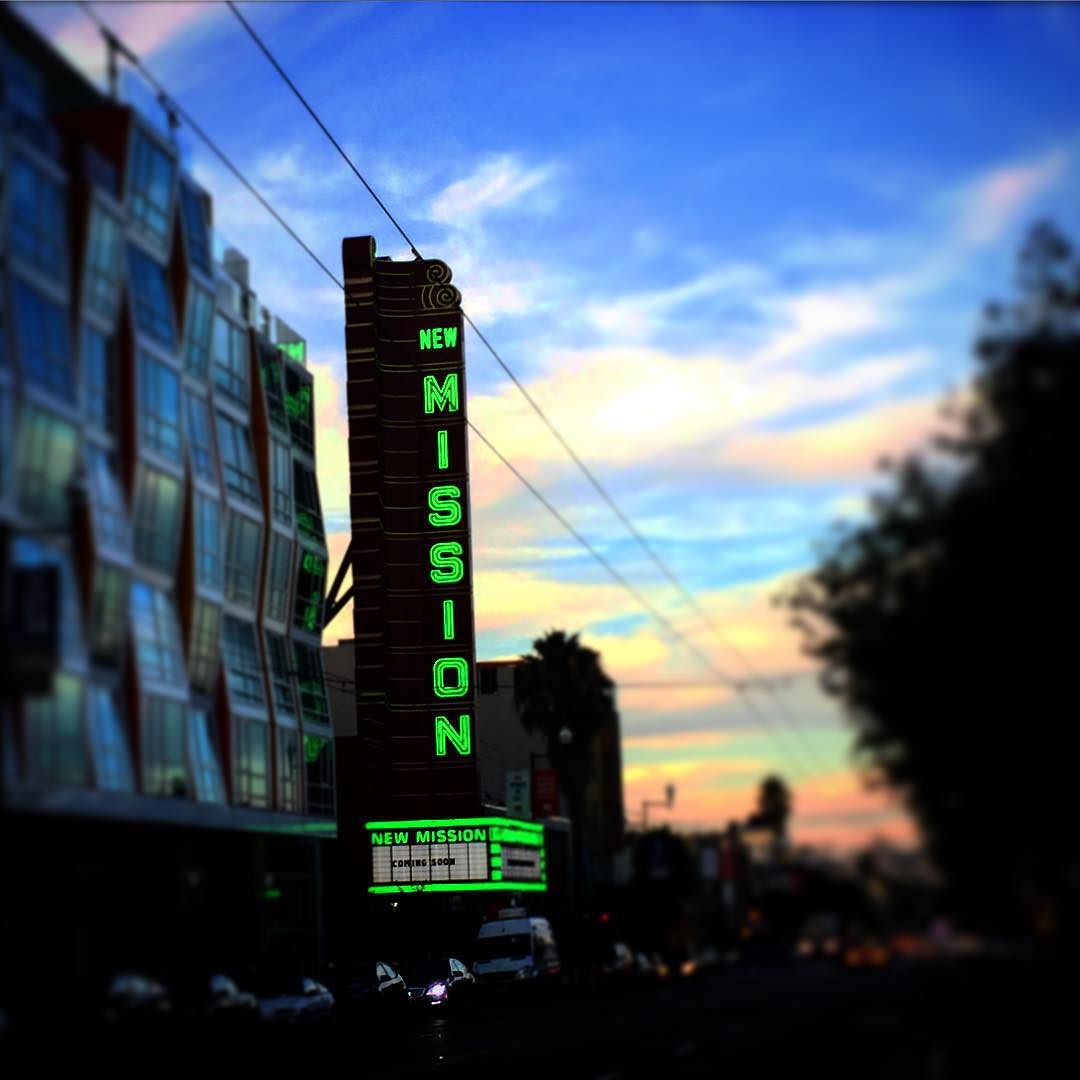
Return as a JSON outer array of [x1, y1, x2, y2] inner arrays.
[[756, 775, 793, 841]]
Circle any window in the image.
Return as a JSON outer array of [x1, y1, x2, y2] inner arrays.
[[183, 283, 214, 378], [277, 728, 301, 812], [24, 673, 87, 787], [134, 467, 182, 572], [186, 394, 216, 482], [130, 581, 186, 687], [128, 246, 175, 348], [188, 599, 221, 693], [8, 154, 66, 281], [260, 344, 287, 430], [265, 631, 297, 720], [234, 717, 269, 808], [90, 562, 129, 662], [179, 183, 211, 275], [293, 548, 326, 635], [127, 128, 175, 248], [12, 538, 85, 668], [271, 441, 292, 525], [17, 404, 77, 526], [86, 446, 129, 554], [142, 695, 188, 797], [222, 616, 264, 708], [224, 511, 261, 608], [216, 412, 259, 505], [294, 642, 329, 726], [14, 279, 74, 400], [84, 205, 124, 319], [194, 494, 223, 591], [2, 48, 47, 125], [284, 366, 314, 453], [188, 708, 225, 803], [0, 386, 8, 500], [89, 685, 134, 792], [264, 532, 293, 624], [293, 462, 324, 544], [213, 313, 249, 406], [138, 352, 181, 460], [82, 324, 116, 434], [304, 734, 334, 817]]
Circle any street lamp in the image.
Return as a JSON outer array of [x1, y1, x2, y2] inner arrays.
[[640, 783, 676, 830]]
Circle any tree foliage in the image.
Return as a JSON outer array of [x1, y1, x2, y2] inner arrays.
[[786, 223, 1080, 943], [755, 775, 793, 840]]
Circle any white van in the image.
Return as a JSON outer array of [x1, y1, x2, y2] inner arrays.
[[472, 914, 561, 989]]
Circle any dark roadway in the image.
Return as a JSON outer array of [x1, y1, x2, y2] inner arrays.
[[11, 958, 1072, 1080]]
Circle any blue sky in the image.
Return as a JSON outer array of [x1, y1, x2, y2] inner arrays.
[[28, 0, 1080, 846]]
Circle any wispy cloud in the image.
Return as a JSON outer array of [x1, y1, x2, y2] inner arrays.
[[429, 153, 559, 226]]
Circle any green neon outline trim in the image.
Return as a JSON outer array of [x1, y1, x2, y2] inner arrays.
[[436, 429, 449, 470], [433, 714, 471, 757], [491, 871, 503, 880], [489, 843, 502, 854], [423, 373, 460, 414], [365, 817, 543, 833], [427, 485, 462, 527], [433, 657, 469, 699], [368, 882, 547, 895], [442, 599, 455, 640], [429, 542, 464, 584]]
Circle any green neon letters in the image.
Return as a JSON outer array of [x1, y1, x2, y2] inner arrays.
[[434, 714, 471, 757], [423, 373, 459, 414], [429, 541, 464, 584], [442, 599, 455, 640], [418, 327, 459, 351], [427, 485, 462, 527], [433, 657, 469, 698], [436, 429, 449, 470]]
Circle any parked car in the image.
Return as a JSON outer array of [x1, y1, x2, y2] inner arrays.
[[102, 973, 173, 1027], [600, 942, 636, 983], [473, 914, 561, 993], [200, 974, 259, 1030], [402, 957, 475, 1008], [333, 961, 409, 1021], [258, 977, 334, 1025]]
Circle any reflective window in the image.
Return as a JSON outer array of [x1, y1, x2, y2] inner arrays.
[[222, 616, 264, 708], [138, 352, 181, 460], [127, 128, 175, 248], [294, 642, 329, 726], [284, 367, 314, 453], [128, 246, 175, 348], [89, 685, 134, 791], [17, 404, 77, 526], [134, 468, 182, 573], [186, 394, 217, 482], [8, 154, 66, 281], [82, 324, 116, 435], [188, 708, 226, 803], [265, 631, 297, 721], [183, 283, 214, 379], [12, 537, 85, 668], [90, 562, 129, 662], [130, 581, 186, 687], [224, 512, 261, 608], [264, 533, 293, 624], [234, 717, 269, 809], [293, 548, 326, 635], [195, 494, 223, 591], [277, 728, 301, 812], [86, 446, 129, 554], [188, 599, 221, 693], [84, 205, 124, 319], [293, 462, 324, 545], [179, 183, 211, 276], [260, 344, 287, 431], [25, 673, 87, 787], [216, 412, 260, 506], [14, 279, 74, 400], [213, 313, 249, 406], [271, 440, 292, 525], [2, 47, 47, 124], [304, 734, 334, 817], [142, 695, 188, 797], [0, 386, 8, 500]]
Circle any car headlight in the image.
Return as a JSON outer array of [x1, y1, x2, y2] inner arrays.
[[425, 982, 447, 1000], [513, 967, 534, 980]]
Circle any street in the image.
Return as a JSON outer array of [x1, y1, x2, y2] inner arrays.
[[21, 956, 1057, 1080]]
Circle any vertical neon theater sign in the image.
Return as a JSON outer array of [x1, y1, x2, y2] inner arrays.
[[342, 237, 479, 822]]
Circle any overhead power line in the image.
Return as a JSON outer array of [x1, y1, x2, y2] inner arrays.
[[75, 1, 821, 781]]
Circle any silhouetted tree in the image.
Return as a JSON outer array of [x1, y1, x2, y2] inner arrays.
[[755, 775, 793, 840], [786, 223, 1080, 949]]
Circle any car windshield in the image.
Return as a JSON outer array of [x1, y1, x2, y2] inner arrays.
[[475, 934, 531, 962], [404, 960, 448, 984]]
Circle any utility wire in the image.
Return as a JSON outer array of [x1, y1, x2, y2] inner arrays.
[[77, 2, 818, 781]]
